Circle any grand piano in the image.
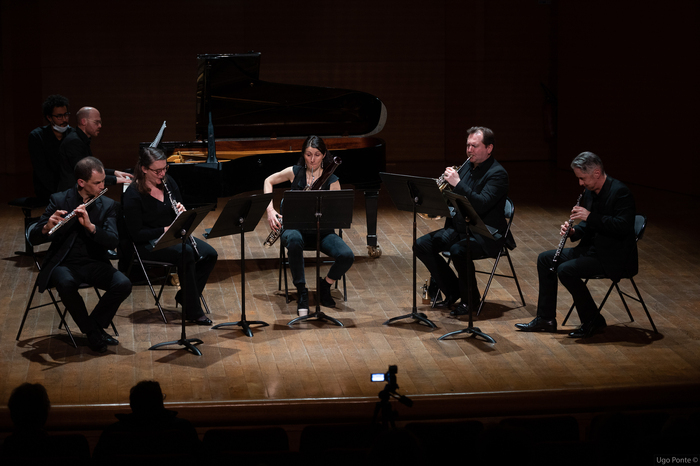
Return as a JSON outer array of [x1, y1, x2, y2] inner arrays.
[[144, 52, 386, 257]]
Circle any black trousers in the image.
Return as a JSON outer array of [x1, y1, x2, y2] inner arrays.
[[414, 227, 489, 305], [536, 247, 606, 323], [139, 238, 217, 319], [50, 260, 132, 335]]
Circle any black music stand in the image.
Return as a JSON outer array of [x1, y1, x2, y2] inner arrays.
[[284, 189, 354, 327], [149, 205, 213, 356], [205, 193, 273, 337], [379, 173, 451, 329], [438, 191, 496, 343]]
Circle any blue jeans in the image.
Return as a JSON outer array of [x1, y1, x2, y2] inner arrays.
[[282, 229, 354, 288], [536, 247, 605, 323]]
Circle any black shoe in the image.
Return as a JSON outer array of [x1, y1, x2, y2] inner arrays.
[[515, 316, 557, 332], [319, 277, 336, 308], [187, 316, 213, 325], [100, 328, 119, 346], [175, 290, 182, 307], [297, 288, 309, 316], [434, 295, 457, 309], [87, 331, 108, 353], [450, 303, 470, 317], [568, 315, 607, 338]]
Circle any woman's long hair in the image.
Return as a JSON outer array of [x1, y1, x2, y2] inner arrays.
[[134, 147, 168, 194], [297, 135, 333, 168]]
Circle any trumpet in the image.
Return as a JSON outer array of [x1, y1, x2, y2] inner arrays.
[[163, 178, 202, 261], [549, 191, 584, 272], [263, 156, 342, 248], [48, 188, 108, 235], [418, 156, 471, 220]]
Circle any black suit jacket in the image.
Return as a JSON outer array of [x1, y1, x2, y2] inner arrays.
[[571, 176, 637, 281], [446, 156, 509, 256], [30, 187, 120, 292], [57, 127, 117, 191]]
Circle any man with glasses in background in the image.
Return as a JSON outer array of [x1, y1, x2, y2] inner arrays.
[[57, 106, 133, 191], [28, 95, 73, 204]]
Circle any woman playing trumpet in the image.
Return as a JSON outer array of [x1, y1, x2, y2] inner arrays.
[[264, 135, 354, 316], [122, 147, 217, 325]]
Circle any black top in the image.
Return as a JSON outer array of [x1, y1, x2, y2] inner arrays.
[[290, 164, 339, 191], [571, 176, 637, 280], [447, 156, 509, 256], [122, 175, 182, 247], [57, 127, 117, 190], [28, 125, 72, 203], [30, 186, 120, 292]]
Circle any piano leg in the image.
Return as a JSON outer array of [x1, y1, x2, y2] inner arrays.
[[364, 189, 382, 258]]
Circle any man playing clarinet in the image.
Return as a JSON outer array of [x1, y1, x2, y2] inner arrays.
[[515, 152, 637, 338], [31, 157, 132, 353]]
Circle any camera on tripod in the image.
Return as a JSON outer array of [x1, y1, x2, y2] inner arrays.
[[371, 364, 398, 384]]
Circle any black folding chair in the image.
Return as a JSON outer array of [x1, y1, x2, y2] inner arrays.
[[563, 214, 657, 332], [17, 223, 118, 347]]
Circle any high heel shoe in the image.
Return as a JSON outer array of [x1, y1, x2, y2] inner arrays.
[[186, 316, 213, 325]]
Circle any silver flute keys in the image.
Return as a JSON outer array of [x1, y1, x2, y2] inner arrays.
[[48, 188, 108, 235]]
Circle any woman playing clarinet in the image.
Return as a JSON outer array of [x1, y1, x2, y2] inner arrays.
[[264, 135, 354, 316], [123, 147, 217, 325]]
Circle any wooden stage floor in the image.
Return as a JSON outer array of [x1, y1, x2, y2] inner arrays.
[[1, 161, 699, 433]]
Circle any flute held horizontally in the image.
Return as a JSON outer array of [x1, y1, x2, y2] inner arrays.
[[48, 188, 108, 235]]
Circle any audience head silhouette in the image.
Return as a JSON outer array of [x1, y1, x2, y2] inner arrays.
[[8, 383, 50, 432], [129, 380, 165, 415]]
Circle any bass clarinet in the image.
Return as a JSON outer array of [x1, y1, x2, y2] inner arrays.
[[163, 178, 202, 261], [263, 156, 342, 248], [48, 188, 108, 235], [549, 191, 584, 272]]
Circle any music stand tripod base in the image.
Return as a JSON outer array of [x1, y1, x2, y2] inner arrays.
[[288, 310, 344, 327], [212, 320, 269, 338], [149, 337, 204, 356], [383, 312, 436, 329], [438, 326, 496, 343]]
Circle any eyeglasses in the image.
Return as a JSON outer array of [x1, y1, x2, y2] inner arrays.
[[148, 165, 169, 175], [51, 112, 71, 120], [88, 119, 103, 125]]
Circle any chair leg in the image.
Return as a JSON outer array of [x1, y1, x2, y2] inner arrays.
[[342, 273, 347, 302], [16, 283, 40, 342], [476, 253, 503, 316], [563, 278, 590, 325], [281, 246, 291, 303], [50, 290, 78, 348], [505, 250, 526, 306], [614, 282, 635, 322], [629, 278, 658, 333], [136, 250, 169, 324]]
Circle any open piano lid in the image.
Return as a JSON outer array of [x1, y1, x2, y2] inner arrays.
[[195, 52, 387, 141]]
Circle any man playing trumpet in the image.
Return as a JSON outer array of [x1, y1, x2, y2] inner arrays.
[[31, 157, 132, 353], [515, 151, 637, 338]]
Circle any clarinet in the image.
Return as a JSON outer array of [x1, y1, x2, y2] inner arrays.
[[163, 178, 202, 261], [263, 156, 343, 248], [48, 188, 108, 235], [550, 191, 584, 272]]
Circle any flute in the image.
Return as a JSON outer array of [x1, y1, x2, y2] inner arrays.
[[549, 191, 584, 272], [48, 188, 108, 235]]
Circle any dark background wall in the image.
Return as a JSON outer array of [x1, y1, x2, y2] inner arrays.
[[1, 0, 697, 198]]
